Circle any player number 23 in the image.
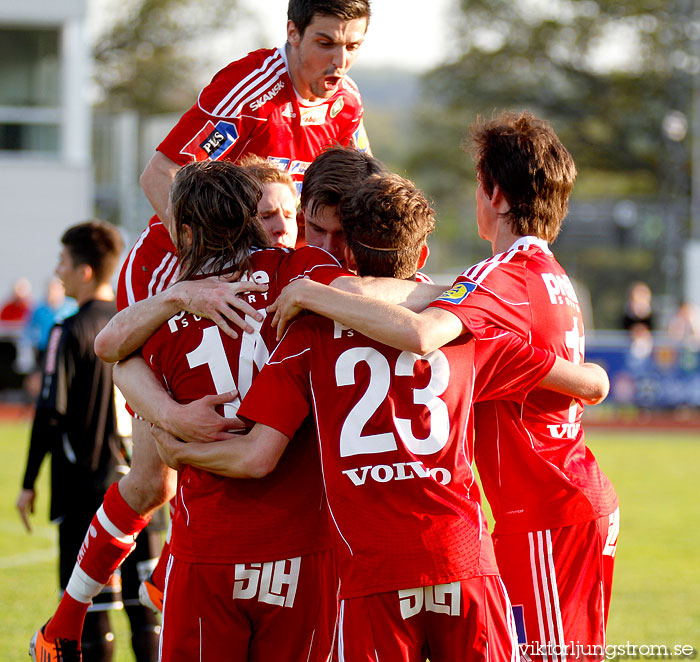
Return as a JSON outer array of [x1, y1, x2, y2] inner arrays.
[[335, 347, 450, 458]]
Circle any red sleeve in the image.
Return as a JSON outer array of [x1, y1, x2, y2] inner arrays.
[[429, 270, 530, 341], [237, 318, 315, 438], [472, 328, 556, 404]]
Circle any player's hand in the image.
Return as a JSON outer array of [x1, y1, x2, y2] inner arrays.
[[268, 279, 313, 340], [152, 426, 187, 471], [16, 488, 36, 533], [167, 391, 242, 443], [174, 277, 268, 340]]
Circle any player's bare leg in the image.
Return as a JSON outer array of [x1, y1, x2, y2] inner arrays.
[[37, 419, 176, 655], [117, 418, 177, 516]]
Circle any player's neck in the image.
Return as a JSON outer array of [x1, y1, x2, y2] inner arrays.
[[75, 282, 114, 306], [490, 223, 521, 255]]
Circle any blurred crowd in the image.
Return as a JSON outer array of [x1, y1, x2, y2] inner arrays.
[[622, 280, 700, 355], [0, 276, 77, 401]]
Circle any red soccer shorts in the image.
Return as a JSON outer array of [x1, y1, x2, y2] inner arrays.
[[335, 575, 519, 662], [160, 548, 336, 662], [493, 508, 620, 662]]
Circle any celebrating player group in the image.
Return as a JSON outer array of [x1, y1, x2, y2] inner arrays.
[[28, 1, 619, 661]]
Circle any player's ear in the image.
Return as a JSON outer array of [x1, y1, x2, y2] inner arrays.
[[80, 264, 93, 284], [182, 224, 194, 248], [344, 246, 357, 272], [287, 20, 301, 48], [417, 243, 430, 270], [490, 185, 510, 214]]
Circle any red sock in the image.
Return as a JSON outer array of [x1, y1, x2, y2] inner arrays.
[[44, 483, 150, 643]]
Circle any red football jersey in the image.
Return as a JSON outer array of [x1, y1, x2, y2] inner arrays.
[[122, 47, 368, 309], [117, 218, 178, 311], [430, 236, 618, 534], [238, 317, 555, 599], [158, 47, 370, 191], [143, 247, 349, 563]]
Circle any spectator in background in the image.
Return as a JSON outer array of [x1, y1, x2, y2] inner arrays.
[[622, 281, 654, 332], [1, 278, 36, 399], [19, 278, 78, 399], [0, 277, 33, 325], [24, 278, 78, 367], [622, 281, 654, 361], [20, 221, 160, 662], [668, 300, 700, 349]]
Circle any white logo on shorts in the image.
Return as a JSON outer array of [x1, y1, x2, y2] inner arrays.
[[398, 581, 461, 619], [233, 557, 301, 608]]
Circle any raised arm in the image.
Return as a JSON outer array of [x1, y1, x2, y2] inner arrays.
[[269, 278, 460, 351], [539, 358, 609, 405], [153, 423, 290, 479], [140, 151, 181, 229], [113, 355, 238, 442], [95, 278, 267, 363]]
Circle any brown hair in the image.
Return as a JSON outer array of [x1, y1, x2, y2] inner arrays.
[[61, 220, 124, 284], [288, 0, 370, 37], [339, 173, 435, 279], [469, 111, 576, 243], [170, 161, 270, 281], [301, 145, 386, 219]]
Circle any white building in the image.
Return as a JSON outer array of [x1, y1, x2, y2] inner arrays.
[[0, 0, 91, 303]]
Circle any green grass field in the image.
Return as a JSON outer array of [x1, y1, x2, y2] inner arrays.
[[1, 419, 699, 660], [1, 420, 147, 662]]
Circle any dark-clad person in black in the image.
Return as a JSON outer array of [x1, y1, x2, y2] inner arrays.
[[18, 221, 160, 662]]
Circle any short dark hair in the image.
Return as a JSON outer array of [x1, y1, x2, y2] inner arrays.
[[288, 0, 370, 37], [61, 221, 124, 284], [301, 145, 385, 219], [170, 161, 271, 281], [340, 173, 435, 279], [469, 111, 577, 243]]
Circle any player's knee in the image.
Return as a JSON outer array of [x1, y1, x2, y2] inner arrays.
[[118, 468, 174, 515]]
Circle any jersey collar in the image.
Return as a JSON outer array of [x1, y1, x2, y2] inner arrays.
[[506, 235, 552, 255]]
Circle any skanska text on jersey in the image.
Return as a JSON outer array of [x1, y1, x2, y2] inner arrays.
[[249, 81, 285, 111]]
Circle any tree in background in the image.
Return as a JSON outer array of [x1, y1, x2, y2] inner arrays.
[[92, 0, 249, 114], [91, 0, 262, 230], [406, 0, 700, 327], [410, 0, 698, 191]]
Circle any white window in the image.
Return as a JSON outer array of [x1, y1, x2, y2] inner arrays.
[[0, 28, 61, 154]]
